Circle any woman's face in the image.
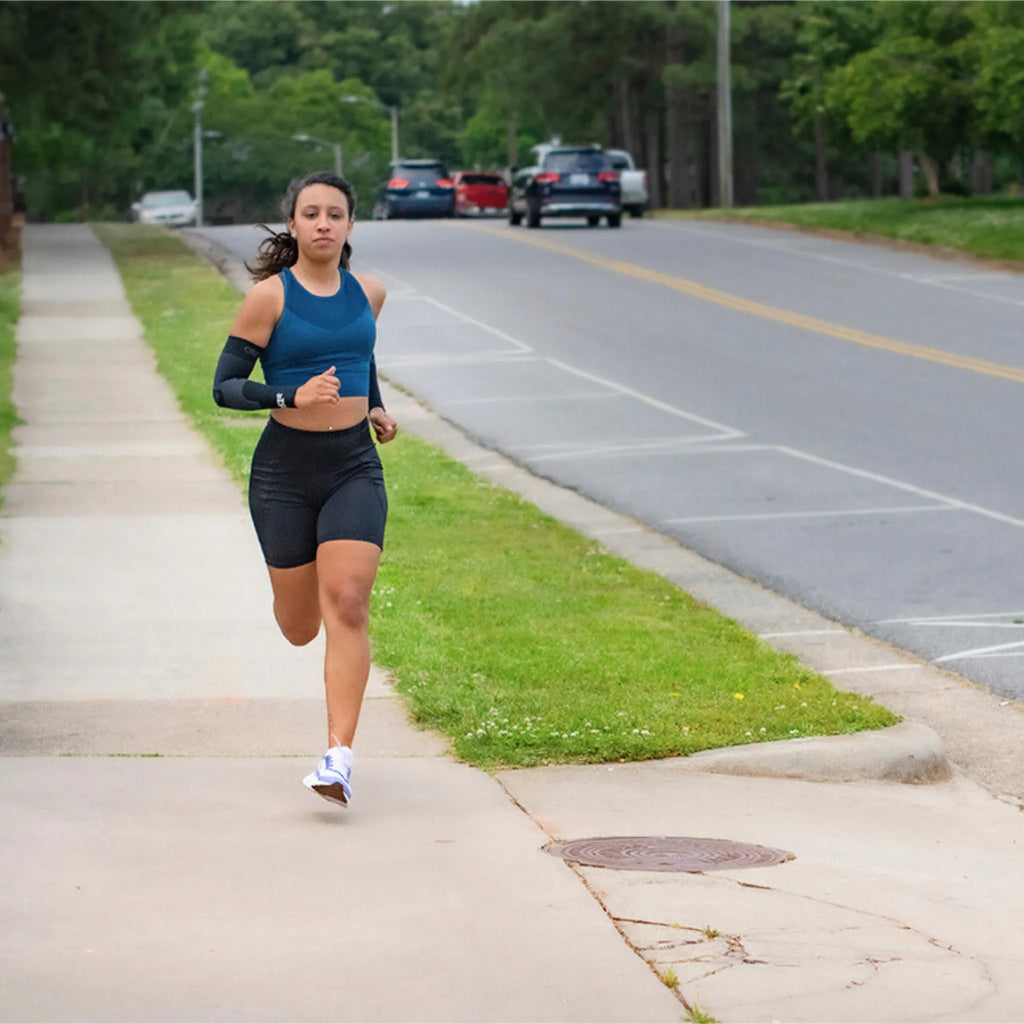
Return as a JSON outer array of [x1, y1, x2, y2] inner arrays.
[[288, 183, 353, 263]]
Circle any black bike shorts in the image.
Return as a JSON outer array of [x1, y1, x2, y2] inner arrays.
[[248, 417, 388, 569]]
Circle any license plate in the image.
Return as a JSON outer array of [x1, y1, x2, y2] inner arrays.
[[569, 174, 590, 185], [416, 190, 431, 198]]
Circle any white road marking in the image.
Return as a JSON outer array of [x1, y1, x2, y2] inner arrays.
[[664, 504, 953, 526], [545, 358, 745, 438], [936, 640, 1024, 663], [387, 351, 539, 367], [823, 664, 925, 675], [664, 221, 1024, 309], [776, 446, 1024, 531], [877, 610, 1024, 624], [520, 436, 744, 461], [421, 296, 533, 353], [758, 629, 847, 639], [446, 390, 616, 407]]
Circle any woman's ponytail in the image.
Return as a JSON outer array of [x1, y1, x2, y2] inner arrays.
[[246, 228, 299, 281]]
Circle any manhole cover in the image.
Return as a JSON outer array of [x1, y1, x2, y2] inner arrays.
[[546, 836, 794, 873]]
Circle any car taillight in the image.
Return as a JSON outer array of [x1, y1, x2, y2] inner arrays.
[[387, 177, 409, 189], [535, 172, 560, 184], [436, 178, 454, 188], [598, 171, 619, 182]]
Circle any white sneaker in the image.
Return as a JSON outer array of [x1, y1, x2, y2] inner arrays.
[[302, 746, 353, 807]]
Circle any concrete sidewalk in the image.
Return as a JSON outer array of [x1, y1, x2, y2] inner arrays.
[[2, 223, 1023, 1023]]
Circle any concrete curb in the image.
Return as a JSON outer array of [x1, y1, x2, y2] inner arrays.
[[674, 720, 951, 784]]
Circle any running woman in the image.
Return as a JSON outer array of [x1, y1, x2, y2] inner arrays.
[[213, 170, 397, 808]]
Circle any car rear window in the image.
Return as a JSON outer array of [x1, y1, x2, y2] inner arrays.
[[460, 173, 504, 186], [405, 168, 443, 186], [392, 162, 448, 187], [544, 151, 609, 174], [144, 191, 192, 207]]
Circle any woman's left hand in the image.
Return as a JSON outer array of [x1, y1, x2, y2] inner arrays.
[[369, 407, 398, 444]]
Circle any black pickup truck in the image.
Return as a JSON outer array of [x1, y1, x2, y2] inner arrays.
[[508, 144, 622, 229]]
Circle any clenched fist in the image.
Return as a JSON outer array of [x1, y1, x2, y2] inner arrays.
[[295, 366, 341, 407]]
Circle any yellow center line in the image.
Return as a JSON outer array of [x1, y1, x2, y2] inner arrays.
[[468, 223, 1024, 384]]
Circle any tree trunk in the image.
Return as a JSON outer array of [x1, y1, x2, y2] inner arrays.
[[665, 18, 692, 208], [972, 150, 993, 195], [814, 113, 828, 202], [918, 154, 940, 197], [898, 150, 915, 198], [645, 107, 663, 210], [870, 152, 884, 197], [699, 94, 715, 207], [616, 78, 634, 154]]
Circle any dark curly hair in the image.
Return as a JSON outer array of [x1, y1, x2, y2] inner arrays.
[[247, 170, 358, 281]]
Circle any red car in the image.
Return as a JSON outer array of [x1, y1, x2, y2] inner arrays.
[[453, 171, 509, 217]]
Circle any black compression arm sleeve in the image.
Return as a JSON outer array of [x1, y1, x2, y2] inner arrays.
[[212, 335, 297, 411], [369, 355, 384, 412]]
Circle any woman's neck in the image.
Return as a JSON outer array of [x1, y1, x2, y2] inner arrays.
[[291, 259, 341, 296]]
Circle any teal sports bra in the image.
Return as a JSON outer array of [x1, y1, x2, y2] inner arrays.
[[261, 267, 376, 396]]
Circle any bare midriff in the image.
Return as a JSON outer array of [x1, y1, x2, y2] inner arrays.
[[272, 395, 369, 432]]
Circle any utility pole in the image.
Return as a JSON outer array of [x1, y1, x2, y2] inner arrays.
[[716, 0, 734, 208], [192, 70, 208, 227]]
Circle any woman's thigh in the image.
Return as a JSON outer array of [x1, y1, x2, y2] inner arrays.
[[267, 561, 321, 645], [316, 540, 381, 626]]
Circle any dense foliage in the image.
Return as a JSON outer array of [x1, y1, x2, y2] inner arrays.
[[5, 0, 1024, 222]]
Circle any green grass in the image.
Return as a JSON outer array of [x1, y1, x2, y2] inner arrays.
[[93, 222, 898, 769], [0, 262, 21, 504], [664, 193, 1024, 265]]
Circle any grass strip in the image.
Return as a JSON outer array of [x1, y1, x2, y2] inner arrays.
[[94, 222, 897, 769], [0, 262, 22, 505], [663, 194, 1024, 265]]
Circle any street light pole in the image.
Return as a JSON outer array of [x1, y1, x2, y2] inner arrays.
[[293, 134, 343, 176], [192, 69, 208, 227], [341, 95, 399, 163]]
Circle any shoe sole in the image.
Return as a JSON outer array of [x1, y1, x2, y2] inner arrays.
[[312, 781, 349, 807]]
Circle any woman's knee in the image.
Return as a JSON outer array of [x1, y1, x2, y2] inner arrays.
[[319, 577, 371, 631], [267, 563, 321, 645], [275, 604, 321, 646]]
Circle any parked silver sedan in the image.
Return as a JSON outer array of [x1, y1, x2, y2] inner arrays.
[[130, 190, 198, 227]]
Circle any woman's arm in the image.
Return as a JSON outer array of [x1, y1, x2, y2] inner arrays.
[[213, 278, 298, 410], [353, 272, 397, 442]]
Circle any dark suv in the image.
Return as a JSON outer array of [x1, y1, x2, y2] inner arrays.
[[372, 159, 455, 219], [508, 145, 622, 229]]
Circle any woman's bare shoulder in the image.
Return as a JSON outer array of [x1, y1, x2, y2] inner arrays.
[[352, 272, 386, 316], [230, 274, 284, 344]]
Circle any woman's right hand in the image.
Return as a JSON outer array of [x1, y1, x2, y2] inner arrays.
[[294, 366, 341, 408]]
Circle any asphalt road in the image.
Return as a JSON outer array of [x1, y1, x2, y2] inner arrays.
[[201, 216, 1024, 703]]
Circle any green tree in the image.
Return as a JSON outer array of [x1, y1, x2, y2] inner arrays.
[[825, 1, 974, 197], [0, 0, 202, 219], [963, 1, 1024, 167], [781, 1, 880, 200]]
